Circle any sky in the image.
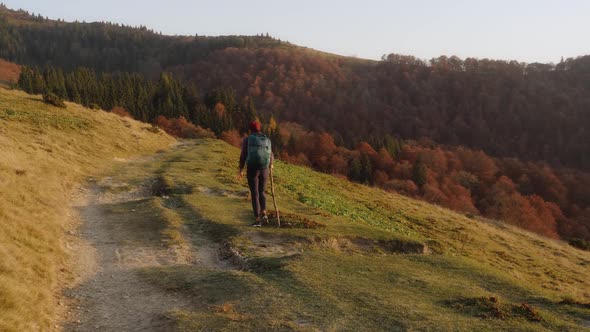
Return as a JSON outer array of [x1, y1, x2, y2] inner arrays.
[[3, 0, 590, 63]]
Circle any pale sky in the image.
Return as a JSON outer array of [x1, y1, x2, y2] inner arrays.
[[4, 0, 590, 63]]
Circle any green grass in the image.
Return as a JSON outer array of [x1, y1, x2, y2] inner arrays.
[[0, 107, 91, 130], [101, 139, 590, 331]]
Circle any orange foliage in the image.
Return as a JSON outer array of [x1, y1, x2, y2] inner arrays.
[[423, 184, 448, 205], [154, 116, 215, 139], [456, 148, 498, 183], [0, 58, 20, 83], [356, 141, 378, 157], [111, 106, 132, 118], [267, 121, 578, 241], [373, 170, 389, 186], [221, 129, 243, 148], [384, 179, 419, 195]]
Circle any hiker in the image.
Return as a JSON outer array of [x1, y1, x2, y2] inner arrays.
[[239, 120, 274, 227]]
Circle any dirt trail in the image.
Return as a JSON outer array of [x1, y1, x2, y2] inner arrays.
[[61, 178, 227, 331]]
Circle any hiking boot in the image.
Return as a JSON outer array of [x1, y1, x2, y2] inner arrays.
[[251, 217, 262, 227]]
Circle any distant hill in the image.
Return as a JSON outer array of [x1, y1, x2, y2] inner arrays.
[[1, 4, 589, 172]]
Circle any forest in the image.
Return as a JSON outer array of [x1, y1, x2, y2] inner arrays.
[[2, 4, 590, 247], [2, 5, 590, 170]]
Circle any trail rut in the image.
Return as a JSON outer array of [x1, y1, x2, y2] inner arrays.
[[61, 179, 228, 331]]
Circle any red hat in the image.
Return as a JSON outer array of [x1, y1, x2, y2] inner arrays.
[[249, 120, 261, 132]]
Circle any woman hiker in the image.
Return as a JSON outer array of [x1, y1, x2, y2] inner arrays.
[[239, 120, 274, 227]]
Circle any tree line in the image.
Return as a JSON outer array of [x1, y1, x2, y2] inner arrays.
[[17, 64, 590, 246], [7, 5, 590, 247], [0, 4, 283, 74], [17, 65, 279, 140]]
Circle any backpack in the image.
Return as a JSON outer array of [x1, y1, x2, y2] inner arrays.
[[246, 133, 272, 170]]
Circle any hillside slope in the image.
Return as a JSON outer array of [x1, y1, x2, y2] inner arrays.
[[62, 138, 590, 330], [0, 88, 174, 331], [0, 86, 589, 330]]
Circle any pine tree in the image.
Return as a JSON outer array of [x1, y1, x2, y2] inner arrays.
[[412, 156, 427, 188], [55, 68, 67, 98], [348, 157, 362, 182], [153, 72, 187, 119], [17, 66, 33, 93], [65, 72, 81, 103], [286, 134, 297, 155], [360, 153, 373, 185], [384, 135, 402, 159], [31, 67, 46, 94], [242, 97, 258, 133], [269, 119, 283, 155]]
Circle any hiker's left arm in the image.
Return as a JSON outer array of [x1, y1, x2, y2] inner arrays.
[[239, 137, 248, 171], [238, 138, 248, 179]]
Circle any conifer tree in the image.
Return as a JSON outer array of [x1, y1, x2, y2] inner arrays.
[[360, 153, 373, 185], [348, 157, 362, 182], [412, 156, 427, 188], [17, 66, 33, 93], [31, 67, 46, 94]]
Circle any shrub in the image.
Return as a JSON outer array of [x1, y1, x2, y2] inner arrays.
[[154, 116, 215, 139], [221, 129, 243, 147], [42, 93, 66, 108], [569, 238, 590, 251], [146, 125, 161, 134], [111, 106, 132, 118]]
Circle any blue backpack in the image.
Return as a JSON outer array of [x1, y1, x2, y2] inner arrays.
[[246, 133, 272, 170]]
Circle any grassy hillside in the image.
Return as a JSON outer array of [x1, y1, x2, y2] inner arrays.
[[97, 139, 590, 331], [0, 88, 174, 331], [1, 85, 590, 330]]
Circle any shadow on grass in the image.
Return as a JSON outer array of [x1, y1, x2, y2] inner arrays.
[[175, 198, 240, 243], [79, 198, 167, 246], [137, 265, 257, 304]]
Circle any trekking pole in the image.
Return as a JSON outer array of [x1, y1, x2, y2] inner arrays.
[[269, 166, 280, 228]]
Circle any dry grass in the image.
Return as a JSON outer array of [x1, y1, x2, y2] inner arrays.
[[0, 88, 174, 331]]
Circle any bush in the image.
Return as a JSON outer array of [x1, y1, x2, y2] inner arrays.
[[569, 238, 590, 251], [221, 129, 243, 147], [42, 93, 66, 108], [154, 116, 215, 139], [111, 106, 132, 118], [146, 125, 161, 134]]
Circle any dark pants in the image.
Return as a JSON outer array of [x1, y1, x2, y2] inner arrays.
[[247, 167, 269, 218]]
